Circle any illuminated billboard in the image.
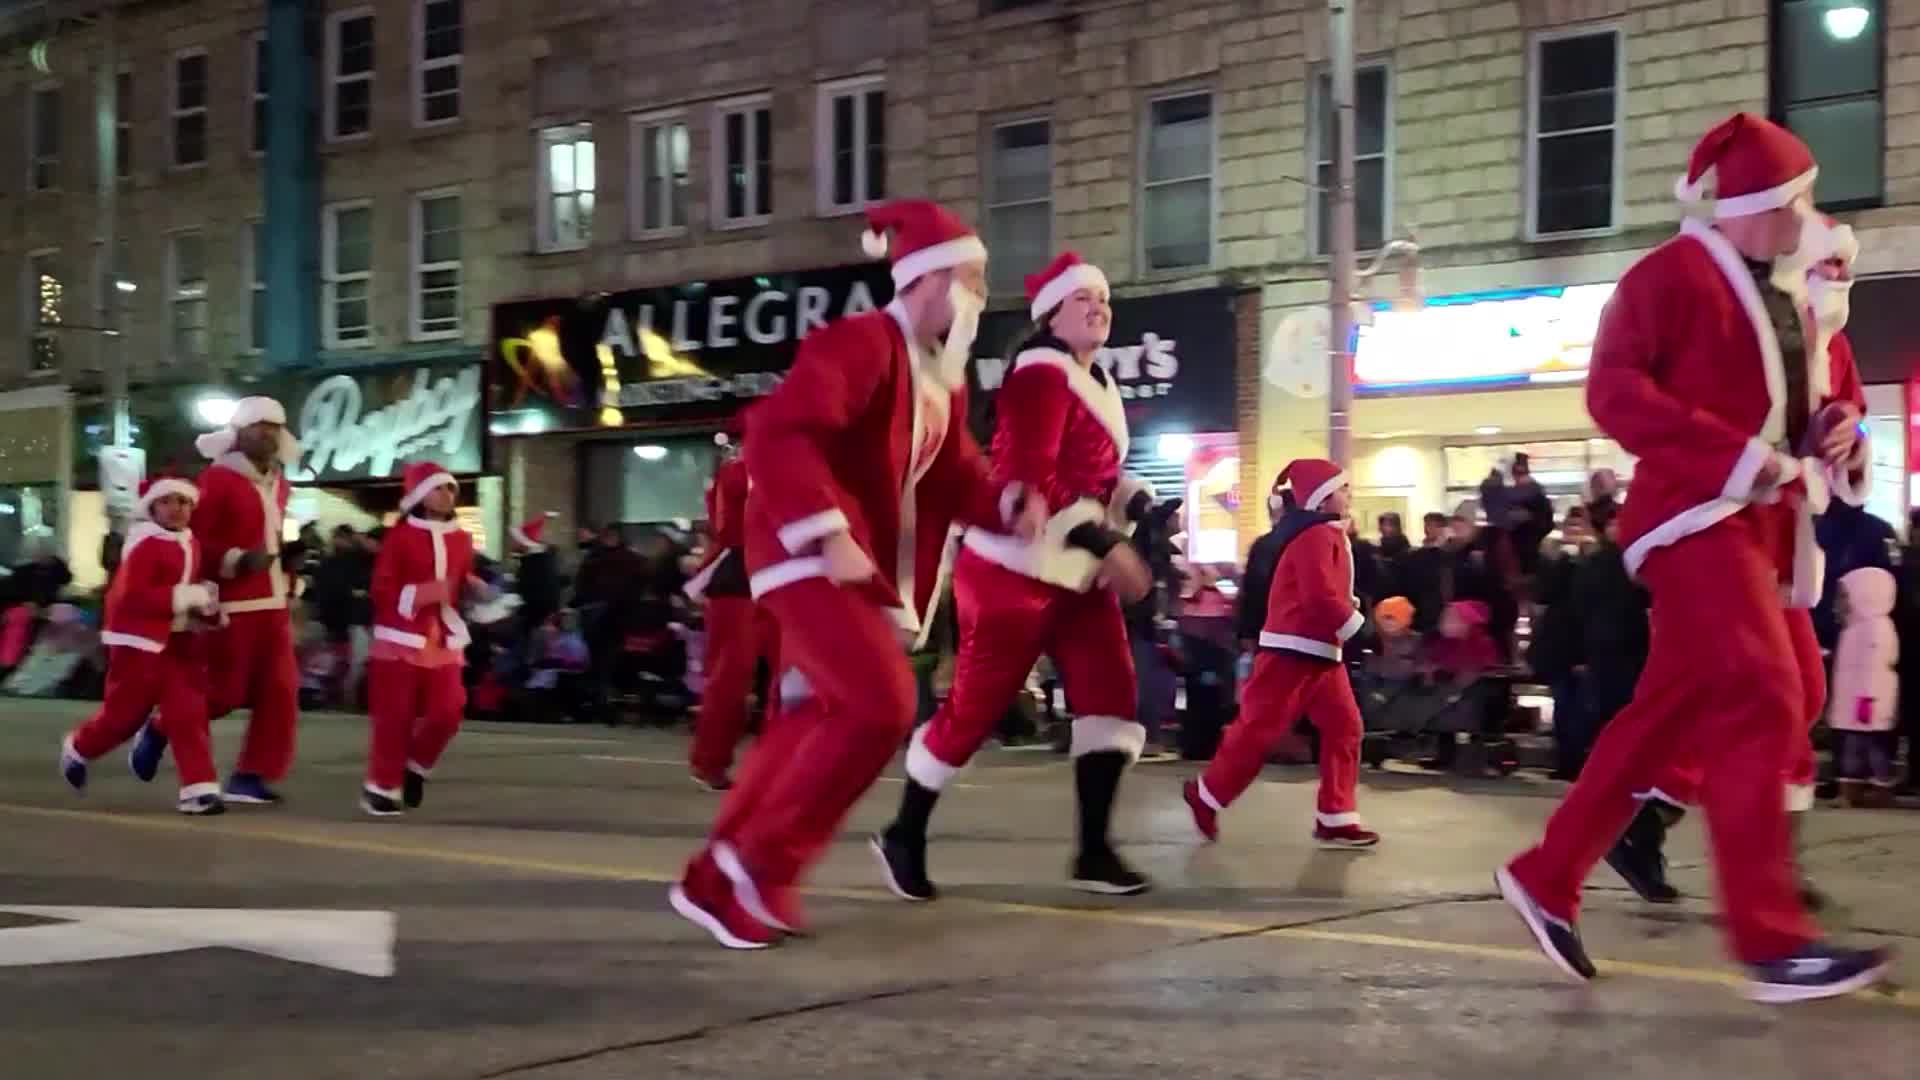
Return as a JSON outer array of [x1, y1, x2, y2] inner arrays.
[[1352, 283, 1615, 392]]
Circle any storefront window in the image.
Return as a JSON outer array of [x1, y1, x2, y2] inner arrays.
[[1442, 438, 1632, 517], [0, 484, 60, 567], [580, 435, 717, 528]]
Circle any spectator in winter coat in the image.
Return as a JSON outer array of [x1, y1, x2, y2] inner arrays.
[[1812, 498, 1900, 651], [1395, 513, 1452, 637], [1529, 521, 1591, 779], [1505, 454, 1556, 574], [1236, 500, 1286, 649], [1829, 567, 1900, 807], [1377, 512, 1411, 560], [1571, 509, 1649, 760]]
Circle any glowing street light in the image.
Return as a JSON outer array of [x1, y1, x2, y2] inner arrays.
[[1823, 4, 1870, 41], [194, 394, 238, 428]]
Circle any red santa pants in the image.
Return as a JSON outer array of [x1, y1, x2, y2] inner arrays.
[[690, 595, 777, 778], [207, 609, 299, 780], [1196, 649, 1362, 824], [69, 640, 218, 798], [1506, 517, 1818, 964], [910, 550, 1137, 789], [1639, 606, 1822, 809], [365, 659, 466, 797], [704, 577, 915, 891]]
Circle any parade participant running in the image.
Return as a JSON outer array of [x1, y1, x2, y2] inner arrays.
[[1495, 113, 1891, 1003], [873, 252, 1156, 900]]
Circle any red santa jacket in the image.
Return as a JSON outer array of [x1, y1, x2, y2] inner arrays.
[[743, 301, 1005, 635], [100, 523, 217, 653], [1590, 218, 1867, 607], [1257, 515, 1364, 662], [685, 456, 748, 601], [192, 454, 291, 614], [371, 515, 475, 656], [961, 346, 1152, 592]]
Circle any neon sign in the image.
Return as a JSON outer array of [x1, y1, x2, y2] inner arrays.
[[1353, 283, 1615, 391]]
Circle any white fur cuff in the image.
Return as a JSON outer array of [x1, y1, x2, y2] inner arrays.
[[904, 726, 964, 791], [1069, 715, 1146, 762], [1722, 438, 1776, 501], [777, 508, 850, 554]]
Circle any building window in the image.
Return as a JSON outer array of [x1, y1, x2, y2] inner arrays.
[[630, 112, 689, 235], [412, 192, 461, 340], [715, 96, 772, 226], [115, 71, 132, 179], [249, 223, 267, 352], [1310, 65, 1391, 256], [323, 202, 373, 346], [327, 10, 375, 140], [27, 251, 61, 375], [416, 0, 462, 125], [1528, 29, 1622, 238], [1774, 0, 1883, 208], [169, 232, 208, 362], [29, 86, 59, 191], [816, 76, 885, 214], [172, 50, 209, 168], [1141, 91, 1214, 271], [251, 34, 267, 155], [535, 123, 594, 253], [984, 118, 1051, 296]]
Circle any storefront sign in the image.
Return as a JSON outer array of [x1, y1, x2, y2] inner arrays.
[[281, 362, 485, 484], [972, 288, 1242, 439], [489, 264, 894, 431], [1352, 284, 1613, 391]]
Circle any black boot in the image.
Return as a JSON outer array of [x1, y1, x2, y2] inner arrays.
[[1789, 810, 1828, 913], [1069, 751, 1150, 895], [1605, 799, 1683, 903], [871, 780, 940, 901]]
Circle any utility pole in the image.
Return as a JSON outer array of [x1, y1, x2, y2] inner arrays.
[[1326, 0, 1357, 472], [94, 0, 127, 449]]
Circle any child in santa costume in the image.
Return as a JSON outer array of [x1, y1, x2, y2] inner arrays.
[[59, 475, 227, 814], [1180, 459, 1378, 850], [685, 414, 777, 793], [1496, 113, 1890, 1003], [670, 198, 1042, 950], [193, 396, 301, 805], [872, 251, 1157, 900], [1604, 211, 1869, 911], [362, 461, 474, 816]]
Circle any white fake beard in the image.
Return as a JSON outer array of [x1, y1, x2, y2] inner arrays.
[[1808, 277, 1853, 334], [936, 282, 982, 390]]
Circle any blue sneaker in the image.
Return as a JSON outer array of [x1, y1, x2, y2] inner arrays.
[[223, 773, 283, 806], [128, 720, 168, 783], [1745, 943, 1893, 1004], [59, 737, 87, 792]]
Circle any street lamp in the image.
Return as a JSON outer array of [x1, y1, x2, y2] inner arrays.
[[1823, 4, 1871, 41], [194, 394, 239, 428]]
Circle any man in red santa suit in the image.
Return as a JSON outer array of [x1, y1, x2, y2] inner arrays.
[[670, 198, 1044, 950], [1604, 212, 1868, 911], [1496, 113, 1891, 1003], [1179, 459, 1378, 850], [193, 396, 301, 805], [871, 251, 1156, 900], [362, 462, 473, 816], [60, 474, 226, 814], [684, 414, 776, 793]]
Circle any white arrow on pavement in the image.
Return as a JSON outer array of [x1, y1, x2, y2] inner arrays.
[[0, 906, 396, 977]]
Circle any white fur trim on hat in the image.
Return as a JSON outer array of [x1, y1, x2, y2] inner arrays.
[[891, 235, 988, 290], [194, 395, 299, 464], [136, 478, 198, 520], [1305, 470, 1348, 511], [861, 228, 889, 258], [1676, 166, 1820, 218], [400, 471, 457, 513], [1030, 262, 1110, 321]]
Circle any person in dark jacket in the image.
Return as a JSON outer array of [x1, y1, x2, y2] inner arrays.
[[1236, 501, 1286, 650], [1529, 517, 1591, 779], [1394, 512, 1452, 637], [510, 513, 563, 632], [1506, 454, 1556, 574], [1376, 512, 1411, 561], [1572, 506, 1649, 772], [1811, 499, 1899, 652]]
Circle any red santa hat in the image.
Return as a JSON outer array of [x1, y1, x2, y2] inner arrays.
[[135, 473, 198, 521], [860, 199, 988, 291], [1269, 458, 1347, 514], [1673, 112, 1818, 218], [1025, 252, 1110, 322], [398, 460, 457, 515], [510, 512, 555, 550], [194, 395, 301, 464]]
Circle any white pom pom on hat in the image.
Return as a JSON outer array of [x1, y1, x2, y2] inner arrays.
[[861, 228, 889, 258]]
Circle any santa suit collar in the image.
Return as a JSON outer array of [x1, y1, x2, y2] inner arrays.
[[217, 451, 283, 483], [1011, 346, 1130, 458]]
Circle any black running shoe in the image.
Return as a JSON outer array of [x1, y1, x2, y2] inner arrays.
[[1745, 943, 1892, 1004], [1495, 866, 1596, 980], [360, 790, 404, 818], [403, 770, 426, 809], [870, 828, 937, 902], [1070, 848, 1152, 896]]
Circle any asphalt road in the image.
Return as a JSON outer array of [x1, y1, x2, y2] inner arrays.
[[0, 698, 1913, 1079]]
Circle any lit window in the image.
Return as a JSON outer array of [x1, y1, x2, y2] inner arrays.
[[536, 124, 594, 252]]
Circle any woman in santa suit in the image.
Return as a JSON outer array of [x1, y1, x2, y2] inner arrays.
[[873, 252, 1155, 900]]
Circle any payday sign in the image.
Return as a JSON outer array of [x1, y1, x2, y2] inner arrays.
[[279, 361, 486, 484]]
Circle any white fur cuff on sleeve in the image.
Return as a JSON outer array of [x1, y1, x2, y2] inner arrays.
[[398, 585, 417, 619], [777, 508, 850, 554]]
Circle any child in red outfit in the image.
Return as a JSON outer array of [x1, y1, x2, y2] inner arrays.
[[60, 476, 227, 814]]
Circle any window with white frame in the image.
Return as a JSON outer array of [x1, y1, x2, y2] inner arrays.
[[172, 50, 208, 167], [249, 223, 267, 352], [1774, 0, 1884, 208], [169, 232, 208, 361], [1141, 91, 1213, 271], [715, 96, 772, 225], [1311, 65, 1390, 256], [323, 203, 373, 346], [535, 124, 594, 252], [1529, 28, 1622, 238], [115, 70, 132, 179], [816, 76, 885, 213], [27, 250, 61, 375], [416, 0, 462, 125], [29, 86, 59, 191], [412, 192, 461, 339], [327, 10, 375, 140], [630, 112, 689, 235], [983, 118, 1051, 295], [251, 34, 267, 155]]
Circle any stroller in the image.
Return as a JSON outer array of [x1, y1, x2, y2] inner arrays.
[[1355, 665, 1522, 775]]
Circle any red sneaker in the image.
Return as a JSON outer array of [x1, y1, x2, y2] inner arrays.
[[670, 848, 780, 950], [712, 840, 803, 936], [1182, 779, 1219, 844], [1313, 822, 1381, 849]]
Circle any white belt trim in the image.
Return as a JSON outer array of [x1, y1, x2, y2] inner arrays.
[[221, 596, 287, 614], [1258, 631, 1341, 660], [749, 556, 827, 599], [373, 626, 428, 649], [100, 631, 165, 654]]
